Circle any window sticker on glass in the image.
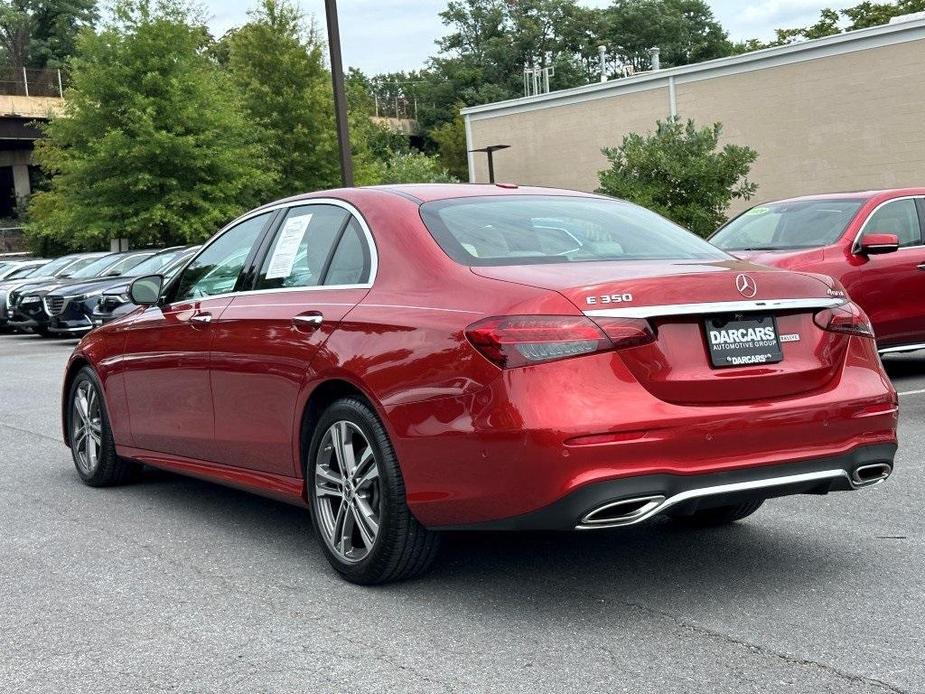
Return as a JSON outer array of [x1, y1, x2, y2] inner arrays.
[[745, 206, 770, 216], [266, 215, 312, 280]]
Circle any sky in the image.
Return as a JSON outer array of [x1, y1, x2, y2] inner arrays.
[[202, 0, 863, 75]]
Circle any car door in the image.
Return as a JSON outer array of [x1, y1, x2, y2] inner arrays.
[[121, 212, 274, 461], [845, 196, 925, 347], [210, 202, 376, 476]]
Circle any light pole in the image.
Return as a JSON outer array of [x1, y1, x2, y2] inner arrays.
[[469, 144, 510, 184], [324, 0, 353, 187]]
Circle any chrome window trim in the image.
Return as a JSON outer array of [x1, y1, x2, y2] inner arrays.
[[851, 195, 925, 253], [170, 198, 378, 308], [584, 297, 844, 319]]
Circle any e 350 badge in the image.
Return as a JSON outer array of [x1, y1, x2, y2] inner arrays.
[[586, 293, 633, 305]]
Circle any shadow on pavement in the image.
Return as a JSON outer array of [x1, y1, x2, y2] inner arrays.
[[93, 464, 848, 606]]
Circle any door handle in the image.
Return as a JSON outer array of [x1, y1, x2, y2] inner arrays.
[[292, 312, 324, 331], [189, 312, 212, 326], [917, 263, 925, 271]]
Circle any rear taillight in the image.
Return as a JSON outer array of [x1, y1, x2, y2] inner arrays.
[[465, 315, 654, 368], [814, 302, 875, 338]]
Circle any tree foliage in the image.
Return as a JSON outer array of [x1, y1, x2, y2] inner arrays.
[[737, 0, 925, 50], [0, 0, 98, 69], [430, 111, 469, 181], [363, 0, 735, 175], [596, 118, 758, 237], [28, 0, 274, 250], [375, 151, 457, 185]]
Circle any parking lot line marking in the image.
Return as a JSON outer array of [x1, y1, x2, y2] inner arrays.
[[897, 388, 925, 397]]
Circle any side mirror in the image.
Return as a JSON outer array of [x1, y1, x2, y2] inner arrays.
[[129, 274, 163, 306], [859, 233, 900, 255]]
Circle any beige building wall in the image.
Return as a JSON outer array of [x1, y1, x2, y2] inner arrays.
[[466, 21, 925, 220], [469, 87, 670, 189], [677, 40, 925, 214]]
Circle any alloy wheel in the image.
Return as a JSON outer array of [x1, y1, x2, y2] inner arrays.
[[314, 420, 382, 563], [72, 380, 103, 475]]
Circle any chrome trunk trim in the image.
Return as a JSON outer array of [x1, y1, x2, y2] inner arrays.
[[584, 297, 844, 319], [879, 343, 925, 355]]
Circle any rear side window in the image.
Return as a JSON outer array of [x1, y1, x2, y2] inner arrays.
[[420, 195, 728, 266], [325, 219, 370, 285], [862, 198, 922, 247], [256, 205, 349, 290]]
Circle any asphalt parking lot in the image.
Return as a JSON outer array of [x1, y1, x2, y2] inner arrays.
[[0, 334, 923, 694]]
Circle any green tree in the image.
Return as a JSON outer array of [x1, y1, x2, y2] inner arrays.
[[224, 0, 341, 196], [430, 110, 469, 180], [600, 0, 733, 71], [375, 151, 457, 184], [596, 118, 758, 237], [28, 0, 274, 250], [0, 0, 98, 69], [741, 0, 925, 50]]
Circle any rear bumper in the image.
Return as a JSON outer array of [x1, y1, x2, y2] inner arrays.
[[436, 443, 896, 530], [390, 335, 897, 528]]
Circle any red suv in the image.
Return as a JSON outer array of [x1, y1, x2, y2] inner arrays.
[[711, 188, 925, 353], [63, 186, 897, 583]]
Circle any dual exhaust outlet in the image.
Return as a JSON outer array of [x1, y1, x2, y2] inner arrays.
[[577, 463, 893, 530]]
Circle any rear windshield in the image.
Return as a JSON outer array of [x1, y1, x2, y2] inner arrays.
[[711, 199, 864, 251], [420, 195, 728, 266]]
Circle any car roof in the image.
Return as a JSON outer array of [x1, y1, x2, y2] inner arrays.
[[253, 183, 606, 211], [756, 187, 925, 206]]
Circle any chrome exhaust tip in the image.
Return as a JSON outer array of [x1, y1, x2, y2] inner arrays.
[[579, 495, 666, 529], [851, 463, 892, 488]]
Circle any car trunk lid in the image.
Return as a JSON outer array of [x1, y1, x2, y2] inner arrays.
[[472, 260, 849, 404]]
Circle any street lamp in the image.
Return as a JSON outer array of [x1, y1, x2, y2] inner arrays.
[[324, 0, 353, 187], [469, 144, 510, 184]]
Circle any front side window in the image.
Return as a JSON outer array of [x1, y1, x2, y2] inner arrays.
[[711, 199, 864, 251], [861, 198, 922, 248], [255, 205, 350, 290], [421, 196, 728, 266], [174, 213, 271, 301]]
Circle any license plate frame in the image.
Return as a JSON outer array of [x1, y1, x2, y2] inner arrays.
[[704, 314, 783, 368]]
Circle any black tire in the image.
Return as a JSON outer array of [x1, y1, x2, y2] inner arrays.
[[669, 499, 764, 527], [67, 366, 140, 487], [307, 397, 440, 584]]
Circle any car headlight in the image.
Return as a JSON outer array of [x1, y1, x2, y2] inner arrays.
[[68, 289, 104, 303]]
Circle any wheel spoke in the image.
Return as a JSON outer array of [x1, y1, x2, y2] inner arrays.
[[351, 502, 375, 548], [84, 428, 97, 468], [355, 463, 378, 490], [75, 388, 90, 424], [353, 446, 374, 478], [354, 496, 379, 537], [337, 422, 357, 478], [314, 466, 344, 496]]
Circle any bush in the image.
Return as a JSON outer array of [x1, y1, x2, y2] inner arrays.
[[376, 151, 457, 185], [596, 117, 758, 237]]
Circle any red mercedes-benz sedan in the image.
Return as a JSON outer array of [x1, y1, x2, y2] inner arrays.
[[63, 185, 898, 583], [710, 188, 925, 354]]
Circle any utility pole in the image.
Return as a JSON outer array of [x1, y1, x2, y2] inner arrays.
[[324, 0, 353, 187]]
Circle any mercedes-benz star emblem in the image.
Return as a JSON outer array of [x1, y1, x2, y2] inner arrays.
[[735, 274, 757, 298]]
